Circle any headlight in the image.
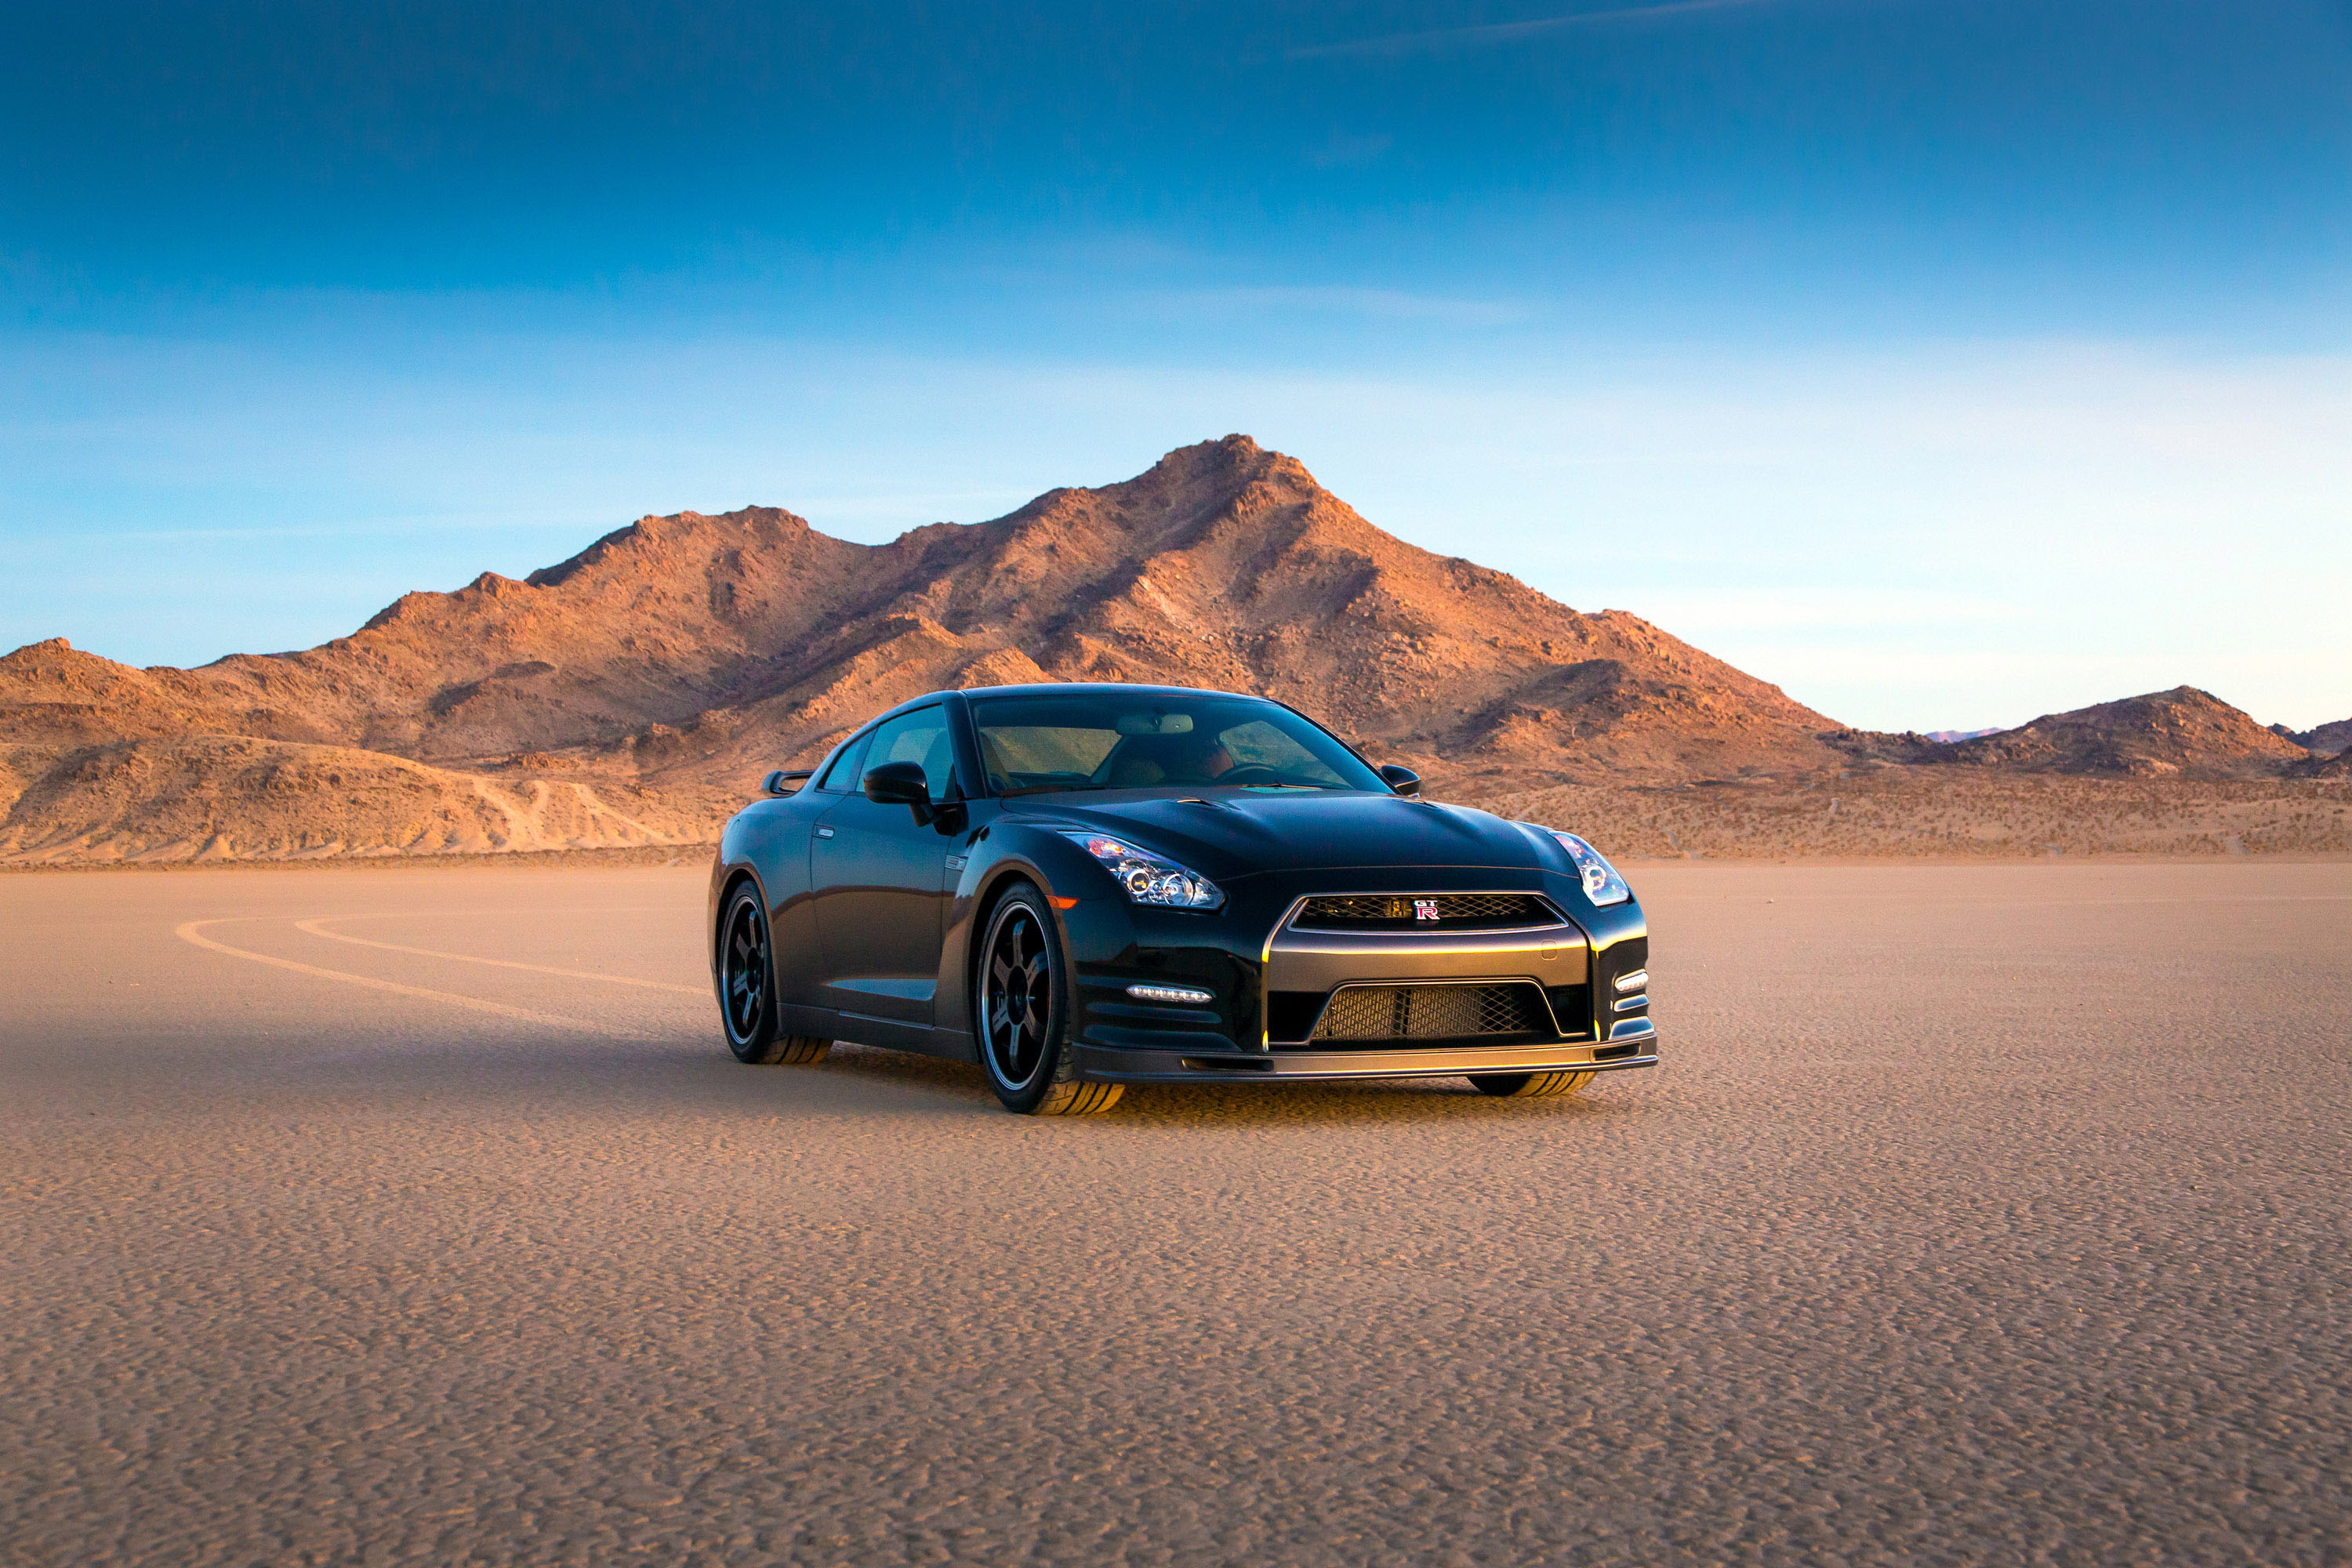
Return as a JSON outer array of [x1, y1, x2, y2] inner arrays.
[[1059, 833, 1225, 910], [1519, 824, 1632, 906]]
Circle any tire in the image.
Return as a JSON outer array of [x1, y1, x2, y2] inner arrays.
[[718, 882, 832, 1066], [975, 883, 1122, 1116], [1469, 1069, 1596, 1098]]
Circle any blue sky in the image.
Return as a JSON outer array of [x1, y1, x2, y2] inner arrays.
[[4, 0, 2347, 730]]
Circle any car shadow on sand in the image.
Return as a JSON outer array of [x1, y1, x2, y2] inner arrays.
[[215, 1026, 1640, 1130], [802, 1040, 1640, 1128]]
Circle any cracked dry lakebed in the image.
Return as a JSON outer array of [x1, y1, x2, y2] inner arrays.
[[2, 860, 2348, 1566]]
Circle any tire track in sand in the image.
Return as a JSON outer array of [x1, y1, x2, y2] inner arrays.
[[291, 916, 709, 996], [174, 918, 656, 1036]]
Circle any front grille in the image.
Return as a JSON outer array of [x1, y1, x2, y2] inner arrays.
[[1291, 893, 1561, 933], [1309, 982, 1551, 1043]]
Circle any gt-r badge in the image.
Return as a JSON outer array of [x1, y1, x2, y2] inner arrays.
[[1414, 899, 1440, 921]]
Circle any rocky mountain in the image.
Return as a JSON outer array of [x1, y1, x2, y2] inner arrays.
[[10, 437, 1848, 779], [2, 437, 1857, 861], [1926, 687, 2312, 780]]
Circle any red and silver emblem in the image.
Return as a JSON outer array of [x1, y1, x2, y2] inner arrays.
[[1414, 899, 1440, 921]]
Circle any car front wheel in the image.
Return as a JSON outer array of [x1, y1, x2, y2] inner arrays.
[[977, 883, 1121, 1116]]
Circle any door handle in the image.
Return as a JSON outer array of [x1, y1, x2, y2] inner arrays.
[[814, 826, 836, 839]]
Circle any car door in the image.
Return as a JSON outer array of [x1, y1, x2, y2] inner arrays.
[[808, 705, 961, 1023]]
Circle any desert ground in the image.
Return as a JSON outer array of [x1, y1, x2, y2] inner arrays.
[[4, 860, 2349, 1566]]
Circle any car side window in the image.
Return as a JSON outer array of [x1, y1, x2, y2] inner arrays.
[[861, 707, 957, 802], [815, 731, 872, 793]]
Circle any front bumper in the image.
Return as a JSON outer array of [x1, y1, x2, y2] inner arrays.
[[1058, 871, 1653, 1085], [1076, 1019, 1659, 1083]]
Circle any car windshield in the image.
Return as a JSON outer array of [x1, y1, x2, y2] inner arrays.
[[971, 693, 1386, 797]]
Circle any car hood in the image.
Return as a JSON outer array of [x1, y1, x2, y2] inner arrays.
[[1007, 789, 1550, 880]]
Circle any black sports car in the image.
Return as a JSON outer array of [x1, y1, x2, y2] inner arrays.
[[708, 684, 1655, 1114]]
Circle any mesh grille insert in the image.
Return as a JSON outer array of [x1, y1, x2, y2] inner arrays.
[[1293, 894, 1560, 932], [1310, 983, 1550, 1042]]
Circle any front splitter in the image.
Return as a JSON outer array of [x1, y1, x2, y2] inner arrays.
[[1074, 1036, 1660, 1083]]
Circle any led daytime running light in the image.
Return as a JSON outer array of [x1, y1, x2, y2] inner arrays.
[[1127, 983, 1214, 1005]]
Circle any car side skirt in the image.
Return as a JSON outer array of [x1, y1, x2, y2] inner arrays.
[[776, 1003, 981, 1066]]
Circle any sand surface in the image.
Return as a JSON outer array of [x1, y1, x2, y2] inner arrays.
[[3, 862, 2348, 1566]]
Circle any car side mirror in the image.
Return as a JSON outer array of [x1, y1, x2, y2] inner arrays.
[[763, 769, 811, 797], [862, 760, 935, 825], [1379, 764, 1421, 797]]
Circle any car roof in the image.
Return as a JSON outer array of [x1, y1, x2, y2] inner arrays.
[[952, 682, 1259, 702], [873, 681, 1266, 721]]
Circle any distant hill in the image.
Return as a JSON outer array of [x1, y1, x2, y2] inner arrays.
[[2288, 717, 2352, 758], [1924, 728, 2002, 744], [1928, 687, 2311, 780]]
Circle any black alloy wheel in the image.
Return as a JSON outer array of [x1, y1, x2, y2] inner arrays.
[[976, 884, 1121, 1116], [719, 883, 829, 1065]]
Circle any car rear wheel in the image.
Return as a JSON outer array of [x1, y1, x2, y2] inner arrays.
[[1468, 1069, 1595, 1098], [720, 883, 831, 1065], [978, 883, 1122, 1116]]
